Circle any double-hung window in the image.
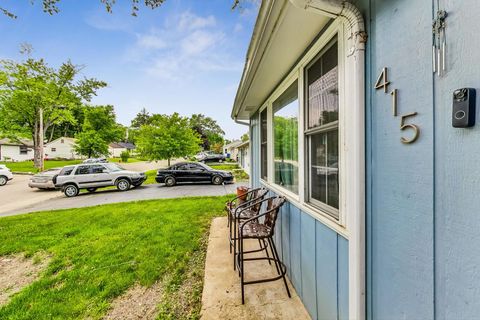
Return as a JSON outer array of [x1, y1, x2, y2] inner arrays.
[[305, 38, 340, 218], [260, 109, 268, 180], [273, 81, 299, 194]]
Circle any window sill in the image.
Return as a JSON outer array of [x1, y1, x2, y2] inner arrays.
[[260, 180, 348, 239]]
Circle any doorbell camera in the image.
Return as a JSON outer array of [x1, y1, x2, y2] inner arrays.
[[452, 88, 476, 128]]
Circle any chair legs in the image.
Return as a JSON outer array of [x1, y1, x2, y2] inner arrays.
[[238, 235, 291, 304], [268, 237, 291, 298]]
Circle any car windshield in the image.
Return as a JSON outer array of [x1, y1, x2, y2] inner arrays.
[[103, 163, 124, 172]]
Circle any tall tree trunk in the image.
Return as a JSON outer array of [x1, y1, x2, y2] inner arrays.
[[48, 124, 55, 143], [168, 158, 171, 166], [33, 108, 44, 171]]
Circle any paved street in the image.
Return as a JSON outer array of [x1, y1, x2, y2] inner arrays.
[[0, 175, 62, 215], [0, 182, 242, 217], [0, 160, 242, 218]]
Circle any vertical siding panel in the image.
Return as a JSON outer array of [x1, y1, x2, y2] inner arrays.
[[368, 0, 435, 319], [315, 220, 338, 320], [337, 236, 349, 320], [281, 202, 291, 277], [275, 198, 283, 260], [434, 1, 480, 319], [301, 213, 317, 319], [290, 205, 302, 295]]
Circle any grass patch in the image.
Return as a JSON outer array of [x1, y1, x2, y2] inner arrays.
[[0, 160, 82, 173], [144, 169, 158, 185], [209, 164, 240, 171], [0, 196, 229, 319], [209, 163, 249, 182], [108, 158, 142, 164]]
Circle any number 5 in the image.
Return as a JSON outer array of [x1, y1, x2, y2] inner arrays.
[[400, 112, 419, 144]]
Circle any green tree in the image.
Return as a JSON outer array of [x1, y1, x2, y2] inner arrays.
[[131, 108, 152, 128], [0, 58, 106, 169], [82, 105, 124, 142], [74, 105, 124, 158], [241, 133, 249, 142], [74, 131, 108, 158], [136, 113, 201, 166], [2, 1, 245, 18], [189, 114, 225, 151]]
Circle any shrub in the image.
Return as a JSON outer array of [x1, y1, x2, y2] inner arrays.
[[120, 150, 130, 163]]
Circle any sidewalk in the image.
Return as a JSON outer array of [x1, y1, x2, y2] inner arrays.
[[201, 217, 311, 320]]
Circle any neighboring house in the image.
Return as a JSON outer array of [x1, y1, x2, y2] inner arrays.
[[108, 142, 136, 158], [44, 137, 80, 160], [231, 1, 480, 319], [0, 138, 34, 162], [237, 140, 250, 173], [223, 140, 243, 160]]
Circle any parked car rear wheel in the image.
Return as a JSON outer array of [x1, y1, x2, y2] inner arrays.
[[87, 188, 97, 193], [0, 175, 7, 186], [212, 175, 223, 185], [63, 184, 79, 197], [165, 176, 176, 187], [116, 178, 131, 191]]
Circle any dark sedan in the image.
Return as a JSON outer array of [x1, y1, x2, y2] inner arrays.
[[155, 162, 234, 187]]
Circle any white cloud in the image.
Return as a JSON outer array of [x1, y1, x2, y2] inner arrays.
[[178, 12, 216, 31], [181, 30, 223, 55], [125, 11, 242, 82], [137, 34, 167, 50], [233, 23, 243, 33]]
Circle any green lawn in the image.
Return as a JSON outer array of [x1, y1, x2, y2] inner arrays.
[[209, 163, 249, 181], [0, 196, 229, 319], [144, 169, 158, 185], [0, 158, 143, 173], [108, 157, 142, 164], [0, 160, 82, 173]]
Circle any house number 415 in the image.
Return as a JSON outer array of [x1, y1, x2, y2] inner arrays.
[[374, 67, 420, 144]]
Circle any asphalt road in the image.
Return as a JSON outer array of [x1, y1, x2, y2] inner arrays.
[[0, 182, 243, 217], [0, 175, 62, 214]]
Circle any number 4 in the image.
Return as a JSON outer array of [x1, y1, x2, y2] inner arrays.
[[375, 67, 390, 93]]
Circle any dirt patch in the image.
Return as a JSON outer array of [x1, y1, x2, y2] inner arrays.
[[104, 282, 163, 320], [105, 232, 210, 320], [157, 232, 209, 319], [0, 253, 50, 306]]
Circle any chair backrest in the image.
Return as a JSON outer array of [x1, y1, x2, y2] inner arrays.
[[249, 188, 269, 213], [263, 196, 286, 234]]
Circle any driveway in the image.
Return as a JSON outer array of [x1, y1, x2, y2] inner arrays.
[[0, 175, 62, 214], [0, 161, 180, 216], [0, 182, 243, 217]]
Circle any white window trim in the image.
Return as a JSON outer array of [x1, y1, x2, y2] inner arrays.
[[258, 20, 349, 236], [268, 72, 301, 201]]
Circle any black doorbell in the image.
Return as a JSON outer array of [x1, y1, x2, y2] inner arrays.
[[452, 88, 476, 128]]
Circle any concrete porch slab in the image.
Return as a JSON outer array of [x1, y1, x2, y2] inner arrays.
[[201, 217, 311, 320]]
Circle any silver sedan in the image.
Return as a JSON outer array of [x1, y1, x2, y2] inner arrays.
[[28, 168, 62, 189]]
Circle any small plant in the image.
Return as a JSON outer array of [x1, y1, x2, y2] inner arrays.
[[120, 150, 130, 163]]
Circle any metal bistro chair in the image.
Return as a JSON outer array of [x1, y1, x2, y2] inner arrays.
[[225, 187, 258, 228], [227, 188, 269, 270], [237, 196, 290, 304]]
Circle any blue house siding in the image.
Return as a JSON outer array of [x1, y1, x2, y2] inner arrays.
[[433, 1, 480, 318], [365, 0, 436, 317], [358, 0, 480, 318], [276, 196, 349, 320]]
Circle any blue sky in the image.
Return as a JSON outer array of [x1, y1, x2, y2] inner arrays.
[[0, 0, 259, 140]]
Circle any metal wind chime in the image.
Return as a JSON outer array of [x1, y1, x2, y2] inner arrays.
[[432, 10, 448, 76]]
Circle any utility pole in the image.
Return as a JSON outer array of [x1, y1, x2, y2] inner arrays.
[[38, 107, 44, 171]]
